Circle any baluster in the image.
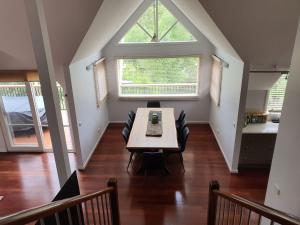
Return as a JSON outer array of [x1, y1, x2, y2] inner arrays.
[[227, 201, 231, 225], [257, 215, 261, 225], [101, 195, 107, 225], [104, 193, 111, 225], [238, 207, 243, 225], [217, 198, 222, 225], [91, 199, 97, 225], [54, 212, 61, 225], [39, 218, 46, 225], [247, 209, 252, 225], [96, 197, 103, 225], [232, 203, 237, 225], [84, 201, 90, 225], [222, 199, 226, 225], [67, 208, 73, 225], [76, 204, 84, 225], [270, 220, 274, 225]]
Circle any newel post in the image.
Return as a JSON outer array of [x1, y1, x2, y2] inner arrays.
[[207, 180, 220, 225], [107, 178, 120, 225]]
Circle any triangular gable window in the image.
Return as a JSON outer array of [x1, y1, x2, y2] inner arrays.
[[120, 0, 196, 43]]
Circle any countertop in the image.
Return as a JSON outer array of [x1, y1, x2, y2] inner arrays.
[[242, 122, 279, 134]]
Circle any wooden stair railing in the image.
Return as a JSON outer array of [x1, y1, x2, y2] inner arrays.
[[207, 180, 300, 225], [0, 178, 120, 225]]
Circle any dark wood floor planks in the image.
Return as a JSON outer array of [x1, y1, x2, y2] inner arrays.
[[0, 124, 269, 225]]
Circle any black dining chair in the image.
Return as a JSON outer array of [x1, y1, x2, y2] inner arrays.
[[177, 119, 187, 138], [128, 110, 136, 122], [125, 118, 133, 130], [122, 127, 135, 170], [170, 126, 189, 171], [176, 110, 186, 129], [147, 101, 161, 108]]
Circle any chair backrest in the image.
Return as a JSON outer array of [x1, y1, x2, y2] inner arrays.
[[177, 110, 186, 122], [125, 118, 133, 130], [147, 101, 161, 108], [128, 110, 136, 121], [178, 119, 187, 134], [179, 127, 189, 153], [122, 127, 130, 143]]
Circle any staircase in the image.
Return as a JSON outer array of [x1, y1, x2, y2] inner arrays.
[[0, 179, 299, 225]]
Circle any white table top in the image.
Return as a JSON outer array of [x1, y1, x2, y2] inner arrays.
[[127, 108, 179, 150], [242, 122, 279, 134]]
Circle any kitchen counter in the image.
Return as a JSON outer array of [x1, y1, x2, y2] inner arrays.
[[242, 122, 279, 134]]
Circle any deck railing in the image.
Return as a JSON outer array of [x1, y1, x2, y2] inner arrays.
[[207, 181, 300, 225], [0, 84, 67, 110], [120, 83, 197, 96]]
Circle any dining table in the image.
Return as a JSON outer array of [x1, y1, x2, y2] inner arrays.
[[127, 107, 179, 174]]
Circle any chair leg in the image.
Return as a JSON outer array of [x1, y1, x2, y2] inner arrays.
[[179, 153, 185, 172], [127, 152, 134, 171]]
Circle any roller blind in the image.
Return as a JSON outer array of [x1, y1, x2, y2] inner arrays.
[[0, 70, 39, 82], [93, 58, 108, 107], [210, 57, 223, 106], [267, 74, 288, 112]]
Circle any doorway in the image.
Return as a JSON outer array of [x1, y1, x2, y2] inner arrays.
[[0, 81, 73, 152]]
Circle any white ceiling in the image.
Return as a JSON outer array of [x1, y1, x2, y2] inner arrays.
[[0, 0, 103, 71], [1, 0, 300, 71], [199, 0, 300, 68]]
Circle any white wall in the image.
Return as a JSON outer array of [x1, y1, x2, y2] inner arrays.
[[209, 52, 244, 172], [69, 53, 109, 167], [264, 20, 300, 217], [102, 0, 214, 122], [245, 90, 268, 112]]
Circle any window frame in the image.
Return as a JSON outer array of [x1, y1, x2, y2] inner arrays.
[[116, 56, 201, 100]]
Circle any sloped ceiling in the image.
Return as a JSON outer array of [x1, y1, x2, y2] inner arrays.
[[199, 0, 300, 68], [43, 0, 103, 66], [0, 0, 36, 70], [0, 0, 103, 72]]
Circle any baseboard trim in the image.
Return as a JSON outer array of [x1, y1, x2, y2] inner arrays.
[[79, 122, 109, 170], [209, 123, 238, 174]]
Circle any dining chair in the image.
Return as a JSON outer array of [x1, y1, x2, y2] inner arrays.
[[128, 110, 136, 122], [170, 126, 189, 171], [122, 127, 135, 170], [125, 118, 133, 130], [177, 119, 187, 138], [176, 110, 186, 129], [147, 101, 161, 108]]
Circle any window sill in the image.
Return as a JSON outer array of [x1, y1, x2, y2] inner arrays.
[[118, 95, 200, 101]]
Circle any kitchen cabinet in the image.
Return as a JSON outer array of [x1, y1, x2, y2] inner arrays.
[[239, 122, 278, 168]]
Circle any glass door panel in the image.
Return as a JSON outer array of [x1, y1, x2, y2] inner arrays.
[[0, 82, 39, 148]]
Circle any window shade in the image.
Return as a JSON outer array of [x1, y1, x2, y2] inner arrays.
[[210, 57, 223, 106], [267, 74, 288, 112], [93, 59, 108, 107]]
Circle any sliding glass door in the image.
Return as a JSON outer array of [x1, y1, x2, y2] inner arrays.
[[0, 81, 74, 152]]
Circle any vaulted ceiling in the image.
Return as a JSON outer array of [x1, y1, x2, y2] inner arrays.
[[0, 0, 300, 71], [199, 0, 300, 69]]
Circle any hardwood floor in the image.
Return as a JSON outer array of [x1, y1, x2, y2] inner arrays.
[[0, 124, 269, 225]]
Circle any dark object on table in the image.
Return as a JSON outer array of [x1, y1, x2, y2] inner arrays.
[[151, 113, 159, 124], [176, 110, 186, 129], [168, 126, 189, 171], [128, 110, 136, 122], [146, 111, 163, 137], [36, 171, 83, 225], [125, 118, 133, 130], [147, 101, 161, 108]]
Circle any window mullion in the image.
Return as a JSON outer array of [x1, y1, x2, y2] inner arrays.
[[136, 22, 153, 39], [160, 21, 178, 41]]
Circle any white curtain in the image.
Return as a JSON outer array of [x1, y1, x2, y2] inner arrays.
[[210, 57, 223, 106], [93, 58, 108, 107]]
